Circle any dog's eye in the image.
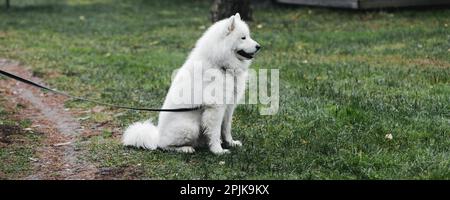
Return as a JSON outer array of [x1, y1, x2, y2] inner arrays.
[[241, 36, 246, 40]]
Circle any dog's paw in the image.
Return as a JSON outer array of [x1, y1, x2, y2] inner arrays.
[[163, 146, 196, 154], [229, 140, 242, 148], [224, 140, 242, 148], [179, 146, 195, 154]]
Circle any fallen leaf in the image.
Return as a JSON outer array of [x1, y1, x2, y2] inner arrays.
[[385, 133, 393, 140], [29, 157, 38, 162], [53, 142, 72, 147], [149, 41, 159, 46]]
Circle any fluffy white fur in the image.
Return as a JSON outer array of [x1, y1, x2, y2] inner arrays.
[[122, 13, 260, 155], [122, 120, 159, 149]]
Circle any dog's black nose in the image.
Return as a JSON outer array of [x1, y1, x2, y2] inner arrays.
[[256, 45, 261, 51]]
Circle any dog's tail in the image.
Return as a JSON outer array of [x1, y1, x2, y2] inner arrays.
[[122, 120, 159, 150]]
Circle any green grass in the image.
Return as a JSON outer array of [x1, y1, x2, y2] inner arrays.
[[1, 0, 449, 179]]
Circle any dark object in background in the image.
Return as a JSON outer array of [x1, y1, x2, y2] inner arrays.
[[211, 0, 253, 22], [5, 0, 10, 9], [276, 0, 450, 9]]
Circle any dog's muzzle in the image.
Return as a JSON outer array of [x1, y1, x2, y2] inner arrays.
[[237, 45, 261, 59]]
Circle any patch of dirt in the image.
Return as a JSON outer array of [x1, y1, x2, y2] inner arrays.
[[0, 59, 101, 179], [0, 31, 8, 39], [0, 124, 23, 144]]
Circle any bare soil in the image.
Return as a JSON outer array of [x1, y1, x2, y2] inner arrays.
[[0, 59, 98, 179]]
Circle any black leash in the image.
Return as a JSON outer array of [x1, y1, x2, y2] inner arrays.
[[0, 69, 201, 112]]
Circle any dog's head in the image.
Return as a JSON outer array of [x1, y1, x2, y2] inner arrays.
[[225, 13, 261, 60]]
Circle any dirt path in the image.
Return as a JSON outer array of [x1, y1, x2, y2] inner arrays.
[[0, 59, 97, 179]]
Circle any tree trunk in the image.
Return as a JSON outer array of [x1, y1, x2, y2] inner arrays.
[[211, 0, 253, 22], [6, 0, 10, 9]]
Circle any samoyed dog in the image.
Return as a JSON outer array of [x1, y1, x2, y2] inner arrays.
[[122, 13, 260, 155]]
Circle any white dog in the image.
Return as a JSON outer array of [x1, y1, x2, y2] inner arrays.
[[122, 13, 260, 155]]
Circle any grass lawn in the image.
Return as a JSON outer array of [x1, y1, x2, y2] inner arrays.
[[1, 0, 449, 179]]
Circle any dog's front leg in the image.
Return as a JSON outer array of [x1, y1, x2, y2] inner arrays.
[[202, 105, 229, 155], [221, 104, 242, 148]]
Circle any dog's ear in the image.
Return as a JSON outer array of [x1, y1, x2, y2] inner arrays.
[[227, 15, 236, 33], [234, 13, 241, 21]]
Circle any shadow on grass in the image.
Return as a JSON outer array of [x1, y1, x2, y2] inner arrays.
[[2, 4, 62, 13], [1, 0, 203, 13], [274, 1, 450, 13], [0, 0, 209, 37], [1, 1, 111, 13]]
